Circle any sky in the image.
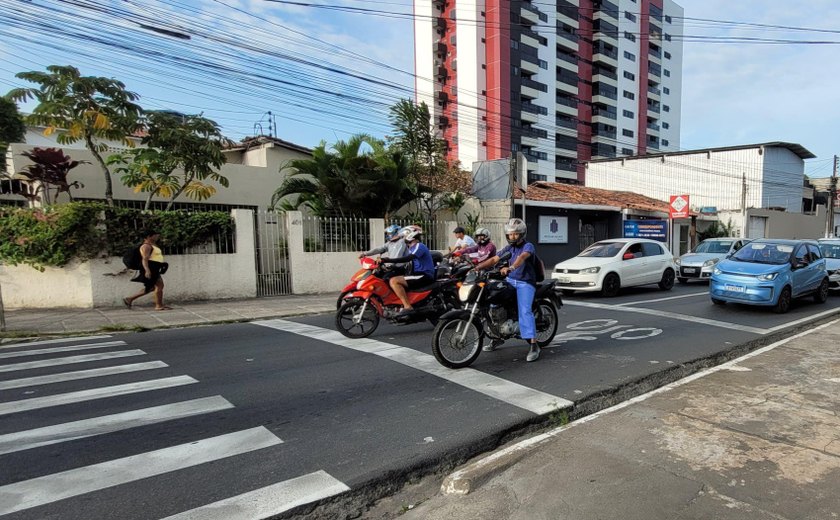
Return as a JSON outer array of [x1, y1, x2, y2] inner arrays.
[[0, 0, 838, 178]]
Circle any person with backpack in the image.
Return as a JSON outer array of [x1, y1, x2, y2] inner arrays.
[[474, 218, 543, 362], [123, 229, 171, 311]]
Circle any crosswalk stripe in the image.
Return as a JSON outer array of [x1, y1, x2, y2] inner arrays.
[[255, 320, 573, 415], [0, 350, 145, 373], [0, 396, 235, 456], [160, 470, 350, 520], [0, 341, 128, 360], [0, 426, 283, 516], [0, 376, 197, 416], [0, 335, 112, 349], [0, 361, 168, 391]]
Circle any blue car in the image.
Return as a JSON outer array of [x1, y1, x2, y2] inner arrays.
[[710, 239, 829, 313]]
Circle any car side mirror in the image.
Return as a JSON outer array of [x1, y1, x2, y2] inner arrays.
[[623, 253, 635, 260]]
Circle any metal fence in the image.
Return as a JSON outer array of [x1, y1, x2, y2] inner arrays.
[[301, 216, 371, 253], [389, 218, 451, 251]]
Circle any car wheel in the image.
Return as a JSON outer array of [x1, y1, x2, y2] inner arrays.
[[711, 297, 726, 306], [677, 277, 688, 285], [773, 286, 792, 314], [658, 268, 675, 291], [814, 278, 829, 303], [601, 273, 620, 297]]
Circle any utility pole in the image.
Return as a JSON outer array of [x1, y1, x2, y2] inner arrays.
[[829, 155, 838, 238], [509, 153, 516, 219], [0, 282, 5, 332]]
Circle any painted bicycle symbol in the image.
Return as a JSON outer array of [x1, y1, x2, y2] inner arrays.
[[549, 319, 662, 347]]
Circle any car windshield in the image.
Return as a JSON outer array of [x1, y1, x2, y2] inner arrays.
[[731, 243, 792, 265], [820, 243, 840, 259], [693, 240, 733, 254], [579, 242, 623, 258]]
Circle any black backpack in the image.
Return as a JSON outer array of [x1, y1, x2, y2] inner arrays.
[[532, 252, 546, 283], [122, 246, 142, 270]]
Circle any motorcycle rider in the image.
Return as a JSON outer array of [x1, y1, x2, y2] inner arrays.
[[452, 227, 497, 264], [359, 224, 408, 277], [474, 218, 541, 362], [380, 225, 436, 314]]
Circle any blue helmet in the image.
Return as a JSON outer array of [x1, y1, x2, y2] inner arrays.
[[385, 224, 401, 241]]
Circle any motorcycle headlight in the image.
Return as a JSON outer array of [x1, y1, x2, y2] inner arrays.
[[580, 266, 601, 274], [713, 267, 722, 275], [757, 272, 778, 281], [458, 284, 474, 302], [703, 258, 720, 267]]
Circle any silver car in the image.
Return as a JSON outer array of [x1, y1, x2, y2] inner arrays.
[[818, 238, 840, 291], [675, 237, 749, 284]]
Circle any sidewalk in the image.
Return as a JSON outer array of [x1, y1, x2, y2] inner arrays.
[[399, 318, 840, 520], [0, 294, 336, 337]]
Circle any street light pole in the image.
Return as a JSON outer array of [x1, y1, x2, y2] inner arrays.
[[829, 155, 838, 238]]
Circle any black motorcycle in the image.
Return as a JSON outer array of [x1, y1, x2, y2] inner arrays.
[[431, 255, 562, 368]]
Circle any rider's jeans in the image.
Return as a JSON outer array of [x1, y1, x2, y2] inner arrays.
[[507, 278, 536, 341]]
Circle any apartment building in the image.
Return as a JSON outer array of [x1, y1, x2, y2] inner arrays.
[[414, 0, 684, 184]]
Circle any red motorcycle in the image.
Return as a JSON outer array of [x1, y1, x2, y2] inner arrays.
[[335, 257, 468, 338]]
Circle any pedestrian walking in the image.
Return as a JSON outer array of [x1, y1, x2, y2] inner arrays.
[[123, 229, 171, 311]]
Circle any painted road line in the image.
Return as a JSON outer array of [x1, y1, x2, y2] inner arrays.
[[0, 396, 234, 455], [0, 335, 112, 349], [563, 300, 767, 334], [0, 376, 197, 416], [763, 307, 840, 334], [0, 361, 168, 391], [0, 426, 282, 516], [616, 292, 708, 306], [161, 470, 350, 520], [0, 341, 127, 360], [255, 320, 572, 415], [0, 350, 146, 373]]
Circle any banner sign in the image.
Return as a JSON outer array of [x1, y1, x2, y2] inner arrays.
[[669, 194, 690, 219], [624, 220, 667, 242], [538, 216, 569, 244]]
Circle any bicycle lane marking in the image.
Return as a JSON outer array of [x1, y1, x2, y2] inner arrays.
[[562, 300, 768, 334], [253, 319, 573, 415]]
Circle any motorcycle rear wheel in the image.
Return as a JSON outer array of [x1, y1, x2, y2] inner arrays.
[[534, 300, 559, 347], [432, 317, 483, 369], [335, 298, 380, 338]]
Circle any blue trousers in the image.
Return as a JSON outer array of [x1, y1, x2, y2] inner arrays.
[[507, 278, 536, 341]]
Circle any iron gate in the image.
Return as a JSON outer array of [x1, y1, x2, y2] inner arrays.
[[254, 210, 292, 296]]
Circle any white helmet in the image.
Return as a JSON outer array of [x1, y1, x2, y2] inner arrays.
[[401, 225, 423, 242], [504, 218, 526, 245], [474, 227, 491, 245]]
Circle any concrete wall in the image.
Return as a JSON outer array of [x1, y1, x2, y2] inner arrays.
[[718, 206, 826, 241], [0, 210, 256, 309]]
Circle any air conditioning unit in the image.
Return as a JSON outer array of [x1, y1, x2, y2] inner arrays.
[[437, 115, 450, 127], [436, 91, 450, 104], [436, 66, 448, 80], [436, 42, 447, 56]]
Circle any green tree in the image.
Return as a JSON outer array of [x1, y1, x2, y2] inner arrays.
[[271, 134, 413, 218], [7, 65, 142, 207], [0, 97, 26, 174], [107, 111, 228, 210]]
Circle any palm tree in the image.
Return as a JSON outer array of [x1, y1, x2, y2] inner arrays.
[[7, 65, 143, 207]]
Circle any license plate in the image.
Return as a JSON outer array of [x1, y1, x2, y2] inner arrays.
[[683, 267, 697, 274], [724, 284, 745, 293], [558, 277, 570, 284]]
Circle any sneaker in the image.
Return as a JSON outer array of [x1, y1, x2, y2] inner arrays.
[[483, 339, 504, 352], [526, 343, 541, 362]]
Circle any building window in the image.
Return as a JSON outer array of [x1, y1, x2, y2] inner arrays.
[[663, 105, 670, 112], [512, 143, 520, 151], [623, 71, 635, 80], [662, 139, 669, 146], [622, 129, 634, 137], [623, 51, 635, 61], [663, 86, 670, 95], [539, 59, 548, 69], [622, 147, 634, 155], [665, 33, 672, 41], [665, 15, 672, 23], [662, 122, 670, 129], [624, 31, 635, 42], [623, 90, 635, 100], [512, 65, 519, 75], [664, 69, 671, 77], [511, 40, 519, 49], [625, 11, 636, 22], [622, 109, 634, 118], [664, 51, 671, 60]]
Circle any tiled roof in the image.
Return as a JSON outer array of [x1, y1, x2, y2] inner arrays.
[[226, 135, 312, 155], [517, 181, 681, 214]]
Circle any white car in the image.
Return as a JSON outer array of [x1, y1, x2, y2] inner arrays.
[[674, 237, 749, 284], [817, 238, 840, 291], [552, 238, 677, 297]]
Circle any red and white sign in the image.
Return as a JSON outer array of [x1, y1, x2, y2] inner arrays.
[[669, 194, 690, 219]]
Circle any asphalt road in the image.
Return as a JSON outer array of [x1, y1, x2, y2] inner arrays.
[[2, 284, 839, 519]]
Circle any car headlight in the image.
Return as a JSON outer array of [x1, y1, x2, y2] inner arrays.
[[674, 258, 681, 266], [713, 267, 722, 275], [580, 266, 601, 274], [757, 272, 778, 281], [703, 258, 720, 267]]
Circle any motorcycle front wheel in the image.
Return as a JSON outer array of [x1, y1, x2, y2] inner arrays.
[[534, 300, 559, 347], [335, 298, 380, 338], [432, 317, 483, 369]]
